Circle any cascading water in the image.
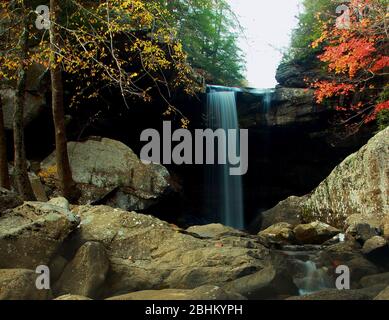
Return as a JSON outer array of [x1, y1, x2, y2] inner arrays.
[[280, 247, 334, 296], [205, 86, 244, 229], [263, 89, 272, 112]]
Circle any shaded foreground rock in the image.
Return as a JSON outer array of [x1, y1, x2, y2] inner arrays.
[[54, 294, 92, 300], [107, 285, 246, 300], [41, 137, 171, 211], [374, 286, 389, 300], [360, 272, 389, 288], [0, 202, 79, 269], [68, 205, 270, 298], [222, 265, 298, 299], [0, 269, 52, 300], [53, 242, 109, 298], [318, 241, 380, 283], [287, 288, 376, 300]]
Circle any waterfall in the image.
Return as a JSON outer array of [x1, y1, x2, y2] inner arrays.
[[205, 86, 244, 229], [294, 260, 332, 296], [263, 89, 272, 112]]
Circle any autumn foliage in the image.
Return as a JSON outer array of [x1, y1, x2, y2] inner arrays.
[[309, 0, 388, 126]]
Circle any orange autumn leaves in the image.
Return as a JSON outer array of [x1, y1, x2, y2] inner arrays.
[[309, 0, 389, 123]]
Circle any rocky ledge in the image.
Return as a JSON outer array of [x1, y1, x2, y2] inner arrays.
[[0, 194, 301, 300], [1, 188, 389, 300]]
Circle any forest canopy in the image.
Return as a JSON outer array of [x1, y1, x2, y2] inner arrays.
[[158, 0, 246, 86]]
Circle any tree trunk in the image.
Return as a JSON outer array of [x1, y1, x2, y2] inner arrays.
[[0, 95, 11, 189], [50, 0, 77, 201], [13, 19, 36, 200]]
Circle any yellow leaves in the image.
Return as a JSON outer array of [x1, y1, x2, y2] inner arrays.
[[180, 118, 190, 129], [311, 31, 328, 49], [38, 165, 58, 183]]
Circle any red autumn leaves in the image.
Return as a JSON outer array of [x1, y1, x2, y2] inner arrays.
[[310, 0, 388, 123]]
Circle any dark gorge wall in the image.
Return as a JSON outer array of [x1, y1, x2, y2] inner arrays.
[[4, 63, 375, 230]]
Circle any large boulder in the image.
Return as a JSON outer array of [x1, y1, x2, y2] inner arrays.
[[0, 269, 52, 300], [258, 222, 295, 245], [106, 285, 245, 301], [222, 265, 298, 299], [318, 241, 380, 284], [362, 236, 388, 255], [0, 202, 79, 269], [360, 272, 389, 288], [41, 137, 171, 211], [293, 221, 340, 245], [1, 63, 48, 131], [53, 242, 109, 298], [257, 196, 304, 231], [259, 127, 389, 230], [345, 214, 381, 243], [68, 205, 270, 298]]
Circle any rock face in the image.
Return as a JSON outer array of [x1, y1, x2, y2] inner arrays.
[[54, 242, 110, 298], [237, 88, 326, 129], [68, 205, 270, 298], [107, 285, 246, 301], [0, 269, 52, 300], [275, 58, 323, 88], [265, 88, 326, 127], [0, 202, 79, 269], [41, 137, 171, 211], [259, 127, 389, 230]]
